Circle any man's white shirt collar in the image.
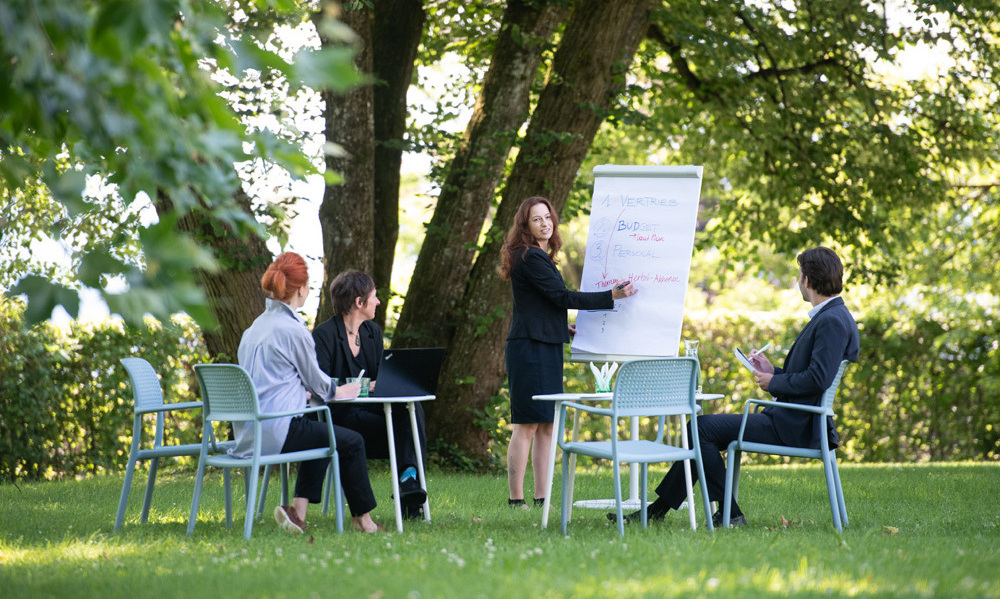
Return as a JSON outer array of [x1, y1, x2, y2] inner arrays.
[[808, 296, 837, 319]]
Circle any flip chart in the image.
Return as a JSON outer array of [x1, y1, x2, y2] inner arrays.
[[570, 165, 703, 363]]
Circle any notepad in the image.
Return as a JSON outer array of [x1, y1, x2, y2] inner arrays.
[[734, 347, 755, 373]]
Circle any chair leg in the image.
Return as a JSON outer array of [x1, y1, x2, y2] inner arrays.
[[560, 451, 572, 536], [822, 453, 843, 533], [321, 462, 331, 516], [256, 464, 272, 519], [640, 463, 649, 529], [694, 452, 714, 531], [332, 450, 344, 533], [280, 463, 290, 507], [612, 460, 625, 536], [225, 468, 234, 528], [723, 442, 739, 528], [683, 458, 696, 530], [831, 453, 848, 527], [141, 457, 159, 523], [115, 452, 140, 531], [187, 456, 208, 536], [244, 462, 260, 540]]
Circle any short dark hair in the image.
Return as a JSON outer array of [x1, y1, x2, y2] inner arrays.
[[328, 270, 376, 317], [797, 247, 843, 296]]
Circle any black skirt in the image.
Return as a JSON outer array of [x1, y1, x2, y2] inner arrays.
[[505, 337, 563, 424]]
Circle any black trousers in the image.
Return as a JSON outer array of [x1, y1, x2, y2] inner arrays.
[[281, 415, 377, 517], [328, 402, 427, 478], [653, 412, 783, 514]]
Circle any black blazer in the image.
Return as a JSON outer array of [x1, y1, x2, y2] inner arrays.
[[313, 316, 383, 381], [763, 296, 860, 449], [507, 246, 614, 344]]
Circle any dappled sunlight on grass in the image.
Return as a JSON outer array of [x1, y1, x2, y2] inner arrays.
[[2, 536, 145, 568]]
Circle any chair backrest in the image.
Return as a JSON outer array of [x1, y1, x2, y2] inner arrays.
[[611, 357, 699, 418], [120, 357, 165, 410], [820, 360, 850, 411], [194, 364, 261, 423]]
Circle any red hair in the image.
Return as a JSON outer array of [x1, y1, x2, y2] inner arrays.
[[261, 252, 309, 303], [499, 196, 562, 280]]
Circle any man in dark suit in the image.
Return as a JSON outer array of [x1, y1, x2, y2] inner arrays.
[[613, 247, 860, 527]]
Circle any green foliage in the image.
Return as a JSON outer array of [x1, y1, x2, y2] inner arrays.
[[627, 1, 1000, 286], [482, 306, 1000, 469], [4, 289, 997, 479], [0, 298, 208, 481], [0, 0, 361, 327]]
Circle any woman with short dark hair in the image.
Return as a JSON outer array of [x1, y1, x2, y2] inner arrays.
[[313, 270, 430, 519]]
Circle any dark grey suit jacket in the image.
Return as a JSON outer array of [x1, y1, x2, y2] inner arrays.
[[313, 317, 383, 380], [763, 296, 860, 449]]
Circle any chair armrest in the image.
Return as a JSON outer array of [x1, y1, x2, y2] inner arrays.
[[735, 398, 833, 445], [745, 398, 832, 416], [258, 405, 330, 421], [562, 401, 613, 417], [135, 401, 202, 415]]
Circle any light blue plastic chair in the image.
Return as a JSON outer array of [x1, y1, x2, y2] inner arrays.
[[187, 364, 344, 539], [723, 360, 850, 531], [557, 357, 715, 536], [255, 398, 336, 520], [115, 357, 234, 531]]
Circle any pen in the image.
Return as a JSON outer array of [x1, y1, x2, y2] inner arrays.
[[615, 280, 631, 290], [754, 342, 771, 354]]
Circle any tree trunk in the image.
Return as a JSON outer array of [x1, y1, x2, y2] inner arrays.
[[372, 0, 425, 330], [428, 0, 656, 462], [160, 188, 271, 361], [393, 0, 567, 347], [315, 1, 376, 324]]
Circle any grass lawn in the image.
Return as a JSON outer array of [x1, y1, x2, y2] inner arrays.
[[1, 462, 998, 598]]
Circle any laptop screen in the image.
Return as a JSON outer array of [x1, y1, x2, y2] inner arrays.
[[371, 347, 446, 398]]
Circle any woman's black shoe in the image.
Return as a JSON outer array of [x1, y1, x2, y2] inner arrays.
[[533, 497, 546, 507], [508, 498, 526, 507]]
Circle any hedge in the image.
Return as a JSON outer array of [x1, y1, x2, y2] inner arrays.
[[2, 297, 998, 481], [1, 299, 209, 481], [551, 306, 1000, 465]]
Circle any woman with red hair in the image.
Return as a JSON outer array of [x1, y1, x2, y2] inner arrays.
[[235, 252, 382, 533], [499, 197, 637, 507]]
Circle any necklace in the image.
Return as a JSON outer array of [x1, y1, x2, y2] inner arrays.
[[347, 328, 361, 347]]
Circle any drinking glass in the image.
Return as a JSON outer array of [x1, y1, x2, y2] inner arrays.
[[683, 340, 703, 395]]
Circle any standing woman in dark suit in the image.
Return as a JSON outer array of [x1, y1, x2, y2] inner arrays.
[[499, 196, 637, 506]]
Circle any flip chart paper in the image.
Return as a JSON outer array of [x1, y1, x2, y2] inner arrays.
[[570, 165, 703, 362]]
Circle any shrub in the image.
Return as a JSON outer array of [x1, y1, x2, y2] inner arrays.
[[0, 298, 209, 481], [487, 307, 1000, 467], [2, 295, 998, 480]]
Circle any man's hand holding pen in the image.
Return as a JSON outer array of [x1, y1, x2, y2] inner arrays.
[[749, 342, 774, 391]]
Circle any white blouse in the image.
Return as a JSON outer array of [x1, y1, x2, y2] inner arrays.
[[232, 298, 338, 457]]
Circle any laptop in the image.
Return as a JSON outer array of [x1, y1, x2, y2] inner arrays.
[[370, 347, 446, 398]]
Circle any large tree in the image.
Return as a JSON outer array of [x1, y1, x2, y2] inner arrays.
[[421, 0, 657, 456], [392, 0, 568, 347], [6, 0, 998, 467], [389, 0, 1000, 462]]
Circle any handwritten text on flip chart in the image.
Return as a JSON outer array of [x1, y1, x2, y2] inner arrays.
[[571, 167, 703, 360]]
